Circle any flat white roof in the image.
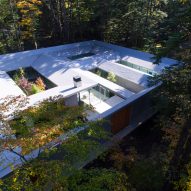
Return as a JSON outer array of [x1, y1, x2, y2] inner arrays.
[[93, 40, 179, 72], [0, 40, 178, 102], [28, 68, 134, 106], [0, 40, 178, 72]]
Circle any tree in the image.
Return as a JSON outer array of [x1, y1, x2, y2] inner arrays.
[[1, 161, 131, 191], [0, 95, 106, 161], [0, 0, 22, 53], [16, 0, 43, 49], [68, 168, 131, 191], [0, 95, 128, 190], [151, 0, 191, 63], [104, 0, 168, 48], [149, 1, 191, 189]]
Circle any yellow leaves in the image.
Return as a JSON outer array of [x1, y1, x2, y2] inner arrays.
[[16, 0, 42, 9], [21, 31, 33, 38], [20, 9, 29, 14], [16, 124, 63, 155], [4, 97, 86, 156], [36, 10, 42, 15], [16, 1, 29, 9], [16, 0, 43, 40], [13, 177, 17, 183], [35, 77, 46, 91], [88, 129, 93, 136], [20, 18, 32, 26], [30, 0, 42, 5], [156, 43, 162, 48], [65, 2, 69, 8], [17, 3, 42, 16], [179, 0, 189, 4]]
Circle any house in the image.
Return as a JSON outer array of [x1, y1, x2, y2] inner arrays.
[[0, 40, 178, 178]]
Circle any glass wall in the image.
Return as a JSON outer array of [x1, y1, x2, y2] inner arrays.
[[79, 85, 114, 106], [117, 60, 157, 76], [90, 68, 144, 93]]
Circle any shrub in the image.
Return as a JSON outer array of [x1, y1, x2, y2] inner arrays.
[[107, 71, 116, 83], [68, 168, 131, 191], [35, 77, 46, 91], [31, 84, 42, 94], [13, 68, 46, 95], [129, 159, 165, 191]]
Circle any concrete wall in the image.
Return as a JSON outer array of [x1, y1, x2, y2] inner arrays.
[[115, 75, 145, 93], [105, 89, 155, 134], [129, 93, 153, 125]]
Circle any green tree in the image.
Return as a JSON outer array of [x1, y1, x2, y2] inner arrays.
[[0, 0, 22, 53], [0, 95, 131, 190], [104, 0, 168, 49], [149, 1, 191, 188], [128, 158, 165, 191], [68, 168, 131, 191]]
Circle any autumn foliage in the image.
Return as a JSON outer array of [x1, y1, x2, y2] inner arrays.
[[16, 0, 42, 47]]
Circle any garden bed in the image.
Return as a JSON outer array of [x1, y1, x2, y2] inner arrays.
[[8, 98, 88, 154], [7, 67, 57, 96]]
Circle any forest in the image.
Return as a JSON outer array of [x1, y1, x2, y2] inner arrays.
[[0, 0, 191, 190]]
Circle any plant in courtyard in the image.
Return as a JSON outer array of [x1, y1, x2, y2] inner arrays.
[[107, 71, 116, 83], [13, 67, 25, 83], [35, 77, 46, 91], [17, 76, 32, 94], [13, 67, 46, 95], [31, 83, 42, 94], [96, 70, 102, 76]]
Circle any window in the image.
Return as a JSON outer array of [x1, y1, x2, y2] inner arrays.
[[117, 60, 157, 76]]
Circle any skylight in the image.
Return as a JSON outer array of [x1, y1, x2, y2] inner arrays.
[[68, 52, 95, 60]]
